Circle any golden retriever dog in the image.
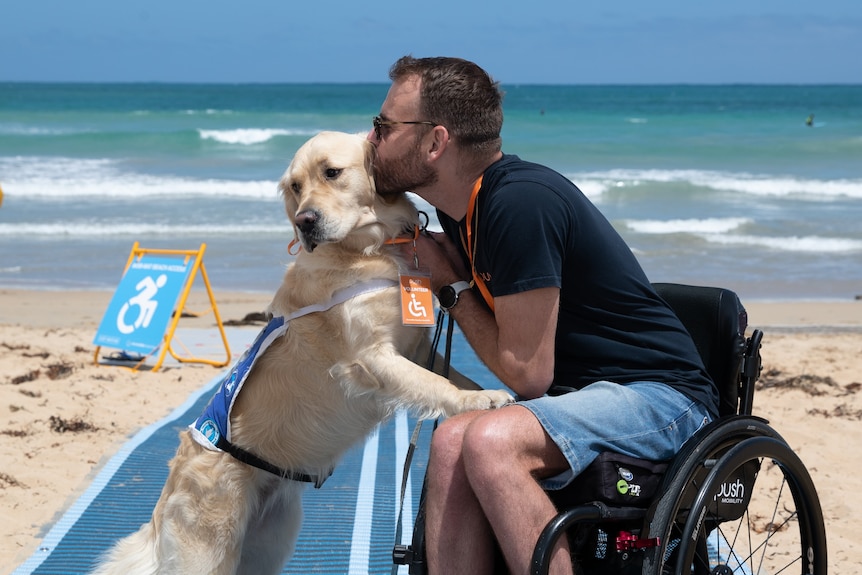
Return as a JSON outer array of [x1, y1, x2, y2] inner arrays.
[[92, 131, 512, 575]]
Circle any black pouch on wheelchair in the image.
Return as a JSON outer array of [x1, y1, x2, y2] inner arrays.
[[706, 458, 761, 521], [553, 452, 669, 508]]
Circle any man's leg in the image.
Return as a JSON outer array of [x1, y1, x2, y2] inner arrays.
[[462, 405, 574, 575], [425, 410, 498, 575]]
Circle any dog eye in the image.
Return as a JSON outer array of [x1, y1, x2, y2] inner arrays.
[[324, 168, 342, 179], [290, 182, 301, 194]]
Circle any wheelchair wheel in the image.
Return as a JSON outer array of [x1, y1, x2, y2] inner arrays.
[[642, 416, 786, 573], [645, 422, 826, 574]]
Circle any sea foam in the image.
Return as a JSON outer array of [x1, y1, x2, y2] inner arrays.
[[624, 218, 750, 235], [0, 222, 288, 237], [625, 217, 862, 253], [198, 128, 315, 145], [572, 169, 862, 200], [0, 157, 279, 199]]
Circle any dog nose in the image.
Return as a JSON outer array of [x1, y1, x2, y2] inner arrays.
[[295, 209, 320, 234]]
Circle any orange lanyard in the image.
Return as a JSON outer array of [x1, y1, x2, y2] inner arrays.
[[462, 176, 495, 312]]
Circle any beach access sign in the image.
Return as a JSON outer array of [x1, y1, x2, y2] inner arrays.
[[93, 256, 192, 353]]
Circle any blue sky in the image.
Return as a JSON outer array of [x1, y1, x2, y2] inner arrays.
[[3, 0, 861, 84]]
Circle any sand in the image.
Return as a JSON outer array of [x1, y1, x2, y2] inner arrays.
[[1, 288, 860, 573]]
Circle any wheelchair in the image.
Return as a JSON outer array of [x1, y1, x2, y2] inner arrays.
[[393, 283, 827, 575]]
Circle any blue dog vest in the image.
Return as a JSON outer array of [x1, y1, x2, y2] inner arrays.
[[189, 279, 397, 483]]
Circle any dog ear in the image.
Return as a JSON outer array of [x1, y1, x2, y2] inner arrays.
[[278, 170, 300, 217], [277, 173, 289, 198], [361, 139, 377, 195]]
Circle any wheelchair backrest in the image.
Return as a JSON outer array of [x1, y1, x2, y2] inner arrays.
[[652, 283, 748, 417]]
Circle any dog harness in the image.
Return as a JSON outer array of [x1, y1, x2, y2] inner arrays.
[[189, 278, 397, 486]]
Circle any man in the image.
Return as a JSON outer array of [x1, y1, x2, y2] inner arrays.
[[368, 56, 717, 575]]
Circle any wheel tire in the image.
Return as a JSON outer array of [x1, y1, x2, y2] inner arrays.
[[643, 419, 827, 574]]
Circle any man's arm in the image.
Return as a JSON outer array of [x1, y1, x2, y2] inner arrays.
[[452, 286, 558, 399], [408, 232, 558, 399]]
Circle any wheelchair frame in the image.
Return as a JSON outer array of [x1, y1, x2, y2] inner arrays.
[[393, 283, 827, 575]]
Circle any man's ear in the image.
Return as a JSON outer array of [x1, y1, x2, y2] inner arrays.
[[427, 125, 450, 161]]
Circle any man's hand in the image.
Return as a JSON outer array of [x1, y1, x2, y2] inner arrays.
[[401, 231, 470, 291]]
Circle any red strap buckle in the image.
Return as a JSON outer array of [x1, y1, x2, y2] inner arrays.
[[615, 531, 661, 551]]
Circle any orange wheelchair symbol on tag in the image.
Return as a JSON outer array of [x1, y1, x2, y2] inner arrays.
[[399, 273, 435, 326]]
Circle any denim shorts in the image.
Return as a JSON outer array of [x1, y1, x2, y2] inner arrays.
[[519, 380, 711, 491]]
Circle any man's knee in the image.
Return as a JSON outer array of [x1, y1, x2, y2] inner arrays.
[[461, 411, 516, 468], [429, 412, 478, 470], [462, 406, 567, 478]]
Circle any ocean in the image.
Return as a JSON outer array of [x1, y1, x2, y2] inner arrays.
[[1, 83, 860, 301]]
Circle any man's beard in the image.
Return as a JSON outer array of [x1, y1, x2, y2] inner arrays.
[[374, 138, 438, 196]]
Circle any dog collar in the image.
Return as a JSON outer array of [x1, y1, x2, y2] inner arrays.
[[288, 224, 422, 256]]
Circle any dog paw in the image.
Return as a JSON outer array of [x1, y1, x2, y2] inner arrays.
[[458, 389, 514, 412]]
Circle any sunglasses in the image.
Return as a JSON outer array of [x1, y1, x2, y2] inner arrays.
[[372, 115, 437, 140]]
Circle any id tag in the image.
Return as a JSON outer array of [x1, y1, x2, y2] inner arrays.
[[399, 271, 435, 326]]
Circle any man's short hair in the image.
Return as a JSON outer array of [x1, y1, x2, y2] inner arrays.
[[389, 56, 503, 156]]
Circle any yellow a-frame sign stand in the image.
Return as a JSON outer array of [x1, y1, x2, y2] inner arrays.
[[93, 242, 232, 372]]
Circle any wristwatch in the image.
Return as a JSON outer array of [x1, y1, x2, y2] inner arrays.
[[437, 281, 471, 311]]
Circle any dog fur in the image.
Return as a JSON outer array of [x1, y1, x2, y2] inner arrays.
[[91, 131, 512, 575]]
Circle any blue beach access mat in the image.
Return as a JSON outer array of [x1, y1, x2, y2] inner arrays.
[[13, 326, 500, 575]]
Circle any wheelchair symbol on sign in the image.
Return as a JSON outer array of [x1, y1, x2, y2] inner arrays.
[[407, 292, 428, 318], [116, 274, 168, 334]]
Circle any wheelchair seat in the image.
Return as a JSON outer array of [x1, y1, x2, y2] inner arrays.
[[529, 284, 824, 575], [551, 283, 753, 511]]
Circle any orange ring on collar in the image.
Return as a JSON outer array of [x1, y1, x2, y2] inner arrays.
[[383, 224, 420, 245], [287, 237, 302, 255]]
